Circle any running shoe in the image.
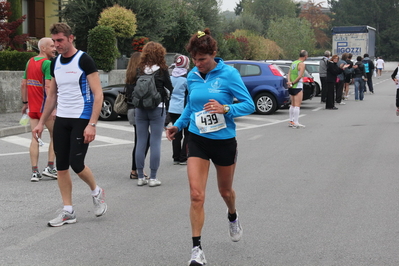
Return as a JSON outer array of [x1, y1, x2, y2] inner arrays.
[[228, 212, 243, 242], [179, 161, 187, 165], [92, 187, 107, 217], [31, 172, 42, 182], [188, 246, 207, 266], [42, 166, 58, 179], [292, 123, 306, 129], [137, 178, 148, 186], [48, 210, 77, 227], [149, 179, 161, 187], [396, 109, 399, 116], [288, 121, 295, 127]]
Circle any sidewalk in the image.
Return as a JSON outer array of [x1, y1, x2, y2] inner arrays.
[[0, 112, 31, 138]]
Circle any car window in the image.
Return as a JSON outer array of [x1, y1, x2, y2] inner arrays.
[[239, 64, 261, 77], [305, 64, 319, 73]]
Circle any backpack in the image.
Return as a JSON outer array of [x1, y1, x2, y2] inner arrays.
[[132, 70, 162, 109], [363, 62, 370, 73], [344, 67, 354, 77]]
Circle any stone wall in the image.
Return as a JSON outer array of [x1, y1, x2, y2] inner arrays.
[[0, 70, 126, 114]]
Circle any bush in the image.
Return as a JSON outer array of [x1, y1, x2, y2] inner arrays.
[[98, 4, 137, 38], [0, 50, 37, 70], [87, 25, 120, 72]]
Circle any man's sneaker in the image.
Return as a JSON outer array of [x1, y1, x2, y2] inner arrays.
[[48, 210, 77, 227], [338, 101, 346, 105], [92, 187, 107, 217], [292, 123, 305, 129], [149, 179, 161, 187], [288, 121, 294, 127], [228, 212, 243, 242], [137, 178, 148, 186], [42, 166, 58, 179], [31, 172, 42, 182], [396, 109, 399, 116], [173, 160, 180, 165], [188, 246, 207, 266]]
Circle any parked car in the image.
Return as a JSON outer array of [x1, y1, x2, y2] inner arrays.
[[265, 60, 319, 98], [225, 60, 290, 115], [100, 84, 125, 121], [304, 61, 321, 96], [270, 63, 315, 101]]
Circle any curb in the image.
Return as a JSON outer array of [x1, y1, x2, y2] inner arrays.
[[0, 125, 31, 138]]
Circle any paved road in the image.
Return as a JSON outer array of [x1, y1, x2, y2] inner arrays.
[[1, 72, 399, 265]]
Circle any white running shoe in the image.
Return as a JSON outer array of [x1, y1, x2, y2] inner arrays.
[[31, 172, 42, 182], [188, 246, 207, 266], [228, 212, 243, 242], [137, 178, 148, 186], [42, 166, 58, 179], [48, 210, 77, 227], [92, 187, 107, 217], [149, 179, 161, 187], [292, 123, 305, 129]]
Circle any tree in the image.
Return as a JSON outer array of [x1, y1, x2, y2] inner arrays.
[[222, 13, 264, 35], [161, 0, 203, 53], [268, 17, 316, 59], [98, 4, 137, 38], [0, 1, 29, 51], [184, 0, 221, 34], [87, 25, 120, 72], [299, 1, 331, 48], [243, 0, 297, 35]]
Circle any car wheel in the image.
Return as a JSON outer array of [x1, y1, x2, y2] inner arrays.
[[254, 92, 277, 115], [100, 95, 119, 121]]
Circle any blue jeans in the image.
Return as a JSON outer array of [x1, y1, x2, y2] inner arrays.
[[354, 77, 365, 100], [135, 107, 166, 179]]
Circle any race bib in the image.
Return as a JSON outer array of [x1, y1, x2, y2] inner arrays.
[[195, 110, 226, 133]]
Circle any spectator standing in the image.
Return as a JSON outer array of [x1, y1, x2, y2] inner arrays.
[[343, 53, 355, 100], [287, 50, 308, 128], [326, 55, 348, 110], [336, 53, 348, 105], [169, 55, 190, 164], [32, 23, 107, 227], [391, 64, 399, 115], [353, 56, 367, 101], [319, 50, 330, 103], [125, 52, 150, 179], [166, 29, 255, 266], [21, 37, 58, 182], [363, 54, 375, 93], [134, 41, 174, 187]]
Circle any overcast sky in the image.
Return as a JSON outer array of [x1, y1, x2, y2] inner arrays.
[[219, 0, 329, 12]]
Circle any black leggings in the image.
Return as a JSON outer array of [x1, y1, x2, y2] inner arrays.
[[53, 117, 89, 173]]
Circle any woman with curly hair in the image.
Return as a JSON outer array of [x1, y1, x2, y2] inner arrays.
[[134, 42, 173, 187], [166, 29, 254, 265]]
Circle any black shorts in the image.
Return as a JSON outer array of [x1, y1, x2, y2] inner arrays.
[[53, 117, 90, 172], [187, 133, 237, 166], [288, 88, 302, 96]]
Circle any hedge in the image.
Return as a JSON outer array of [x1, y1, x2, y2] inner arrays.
[[0, 50, 38, 70]]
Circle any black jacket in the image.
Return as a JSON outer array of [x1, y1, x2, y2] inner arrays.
[[327, 61, 343, 83]]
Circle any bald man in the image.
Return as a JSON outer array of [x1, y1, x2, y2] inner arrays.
[[21, 37, 58, 182]]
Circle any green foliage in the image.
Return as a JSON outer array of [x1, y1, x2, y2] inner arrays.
[[244, 0, 297, 35], [98, 4, 137, 38], [9, 0, 22, 36], [231, 30, 284, 60], [87, 25, 120, 72], [162, 0, 204, 53], [267, 17, 316, 59], [222, 13, 263, 35], [0, 50, 37, 70], [59, 0, 116, 51]]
